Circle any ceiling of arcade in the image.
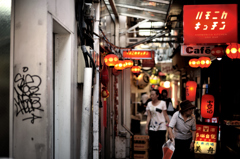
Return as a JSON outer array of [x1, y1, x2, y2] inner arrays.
[[101, 0, 240, 66]]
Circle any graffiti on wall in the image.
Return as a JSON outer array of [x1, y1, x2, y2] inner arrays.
[[14, 67, 43, 124]]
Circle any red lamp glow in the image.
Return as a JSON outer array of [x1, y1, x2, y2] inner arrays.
[[124, 60, 133, 68], [104, 54, 119, 67], [114, 60, 126, 71], [186, 81, 197, 102], [225, 43, 240, 59], [201, 94, 214, 118], [199, 57, 211, 68], [189, 58, 200, 68]]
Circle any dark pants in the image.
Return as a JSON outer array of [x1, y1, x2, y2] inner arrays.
[[149, 130, 166, 159], [172, 138, 195, 159]]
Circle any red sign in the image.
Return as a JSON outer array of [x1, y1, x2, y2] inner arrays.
[[183, 4, 238, 44], [123, 50, 153, 59], [196, 124, 218, 143]]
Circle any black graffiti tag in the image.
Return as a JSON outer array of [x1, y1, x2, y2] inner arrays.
[[14, 67, 43, 124]]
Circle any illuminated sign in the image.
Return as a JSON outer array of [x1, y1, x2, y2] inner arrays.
[[123, 50, 153, 59], [181, 45, 214, 56], [195, 124, 218, 155], [184, 4, 238, 44]]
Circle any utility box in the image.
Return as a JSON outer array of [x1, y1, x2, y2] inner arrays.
[[115, 136, 126, 158]]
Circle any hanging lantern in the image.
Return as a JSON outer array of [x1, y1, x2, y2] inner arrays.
[[131, 66, 141, 77], [124, 60, 133, 68], [199, 57, 211, 68], [114, 60, 126, 71], [189, 58, 200, 68], [225, 43, 240, 59], [131, 66, 141, 74], [186, 81, 197, 102], [104, 53, 119, 67], [211, 47, 225, 60], [201, 94, 214, 118]]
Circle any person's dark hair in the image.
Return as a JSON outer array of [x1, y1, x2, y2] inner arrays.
[[151, 89, 160, 97], [162, 90, 168, 96]]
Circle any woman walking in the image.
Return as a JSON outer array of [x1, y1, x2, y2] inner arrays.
[[145, 89, 170, 159], [168, 100, 196, 159]]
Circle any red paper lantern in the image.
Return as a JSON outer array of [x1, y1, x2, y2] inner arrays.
[[189, 58, 200, 68], [104, 54, 119, 67], [201, 94, 214, 118], [131, 66, 141, 74], [124, 60, 133, 68], [186, 81, 197, 102], [199, 57, 211, 68], [131, 66, 141, 77], [211, 47, 225, 58], [114, 60, 126, 71], [225, 43, 240, 59]]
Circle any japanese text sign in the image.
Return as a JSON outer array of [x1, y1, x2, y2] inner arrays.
[[123, 50, 153, 59], [183, 4, 238, 44], [195, 124, 218, 154]]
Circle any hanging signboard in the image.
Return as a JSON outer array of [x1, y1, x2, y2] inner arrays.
[[161, 62, 173, 74], [183, 4, 238, 44], [195, 124, 218, 155], [123, 50, 153, 59], [181, 45, 214, 56]]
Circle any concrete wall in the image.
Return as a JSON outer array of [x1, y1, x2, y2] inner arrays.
[[11, 0, 78, 158]]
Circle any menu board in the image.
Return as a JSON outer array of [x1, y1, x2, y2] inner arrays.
[[194, 124, 218, 154]]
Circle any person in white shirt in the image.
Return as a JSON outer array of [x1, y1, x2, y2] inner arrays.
[[145, 89, 170, 159], [168, 100, 196, 159]]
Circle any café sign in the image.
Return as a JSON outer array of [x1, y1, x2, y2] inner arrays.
[[181, 45, 214, 56], [183, 4, 238, 44]]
